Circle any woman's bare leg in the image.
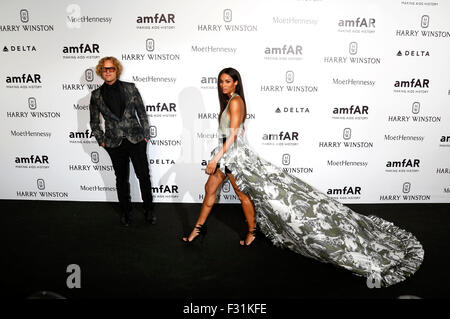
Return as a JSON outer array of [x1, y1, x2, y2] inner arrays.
[[183, 168, 226, 242], [227, 173, 256, 245]]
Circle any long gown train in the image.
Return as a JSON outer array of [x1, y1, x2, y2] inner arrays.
[[212, 133, 424, 287]]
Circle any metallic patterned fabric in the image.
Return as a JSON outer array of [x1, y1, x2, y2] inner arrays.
[[211, 95, 424, 287]]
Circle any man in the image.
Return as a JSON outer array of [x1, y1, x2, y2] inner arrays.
[[89, 56, 155, 226]]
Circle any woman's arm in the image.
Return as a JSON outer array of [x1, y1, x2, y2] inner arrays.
[[205, 97, 244, 174]]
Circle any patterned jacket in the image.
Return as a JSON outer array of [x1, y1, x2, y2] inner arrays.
[[89, 81, 150, 148]]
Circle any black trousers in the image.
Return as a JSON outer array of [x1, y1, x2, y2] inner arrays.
[[105, 139, 153, 214]]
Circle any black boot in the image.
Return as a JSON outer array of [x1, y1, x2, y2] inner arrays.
[[120, 211, 131, 227], [144, 210, 156, 225]]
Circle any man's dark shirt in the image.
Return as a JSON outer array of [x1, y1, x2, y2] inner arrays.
[[100, 80, 126, 119]]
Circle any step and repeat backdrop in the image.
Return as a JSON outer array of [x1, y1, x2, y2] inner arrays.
[[1, 0, 449, 204]]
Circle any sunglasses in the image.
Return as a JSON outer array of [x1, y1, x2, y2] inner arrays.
[[102, 66, 116, 73]]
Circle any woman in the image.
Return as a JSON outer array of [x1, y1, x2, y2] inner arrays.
[[183, 67, 257, 246], [183, 67, 424, 287]]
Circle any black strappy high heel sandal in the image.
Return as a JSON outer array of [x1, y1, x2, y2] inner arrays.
[[240, 228, 256, 247], [182, 224, 207, 244]]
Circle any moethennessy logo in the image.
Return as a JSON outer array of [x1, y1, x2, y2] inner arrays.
[[379, 182, 431, 201], [324, 42, 381, 65], [121, 39, 181, 62], [331, 104, 369, 121], [395, 15, 450, 38], [197, 9, 257, 32], [2, 45, 36, 53], [393, 78, 429, 94], [131, 74, 176, 85], [5, 73, 42, 89], [6, 97, 61, 120], [136, 13, 175, 30], [0, 9, 54, 32], [319, 128, 374, 149], [16, 179, 69, 199], [260, 71, 318, 94], [66, 4, 112, 29], [62, 43, 101, 60], [337, 17, 375, 34], [387, 101, 441, 123]]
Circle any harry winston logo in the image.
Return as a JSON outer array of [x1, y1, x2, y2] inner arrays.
[[146, 38, 155, 52], [37, 178, 45, 190], [343, 128, 351, 140], [85, 69, 94, 82], [349, 42, 357, 55], [20, 9, 29, 23], [222, 181, 231, 192], [28, 97, 37, 110], [403, 182, 411, 193], [223, 9, 232, 23], [150, 126, 157, 138], [412, 102, 420, 114], [91, 151, 99, 164], [286, 71, 294, 83], [421, 15, 429, 28], [282, 154, 290, 165]]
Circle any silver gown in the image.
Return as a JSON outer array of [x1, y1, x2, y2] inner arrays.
[[211, 94, 424, 287]]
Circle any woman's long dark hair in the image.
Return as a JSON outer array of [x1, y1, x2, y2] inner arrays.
[[217, 67, 247, 124]]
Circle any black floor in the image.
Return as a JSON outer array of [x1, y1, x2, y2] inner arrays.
[[1, 200, 449, 301]]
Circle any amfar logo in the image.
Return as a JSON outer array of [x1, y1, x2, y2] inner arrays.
[[69, 130, 94, 139], [6, 74, 41, 84], [136, 14, 175, 24], [152, 185, 179, 193], [338, 17, 375, 28], [63, 43, 100, 54], [262, 131, 299, 141], [146, 102, 176, 112], [265, 45, 303, 55], [333, 105, 369, 115], [223, 9, 232, 23], [327, 186, 362, 195], [394, 78, 429, 88], [386, 159, 420, 168], [15, 155, 49, 164]]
